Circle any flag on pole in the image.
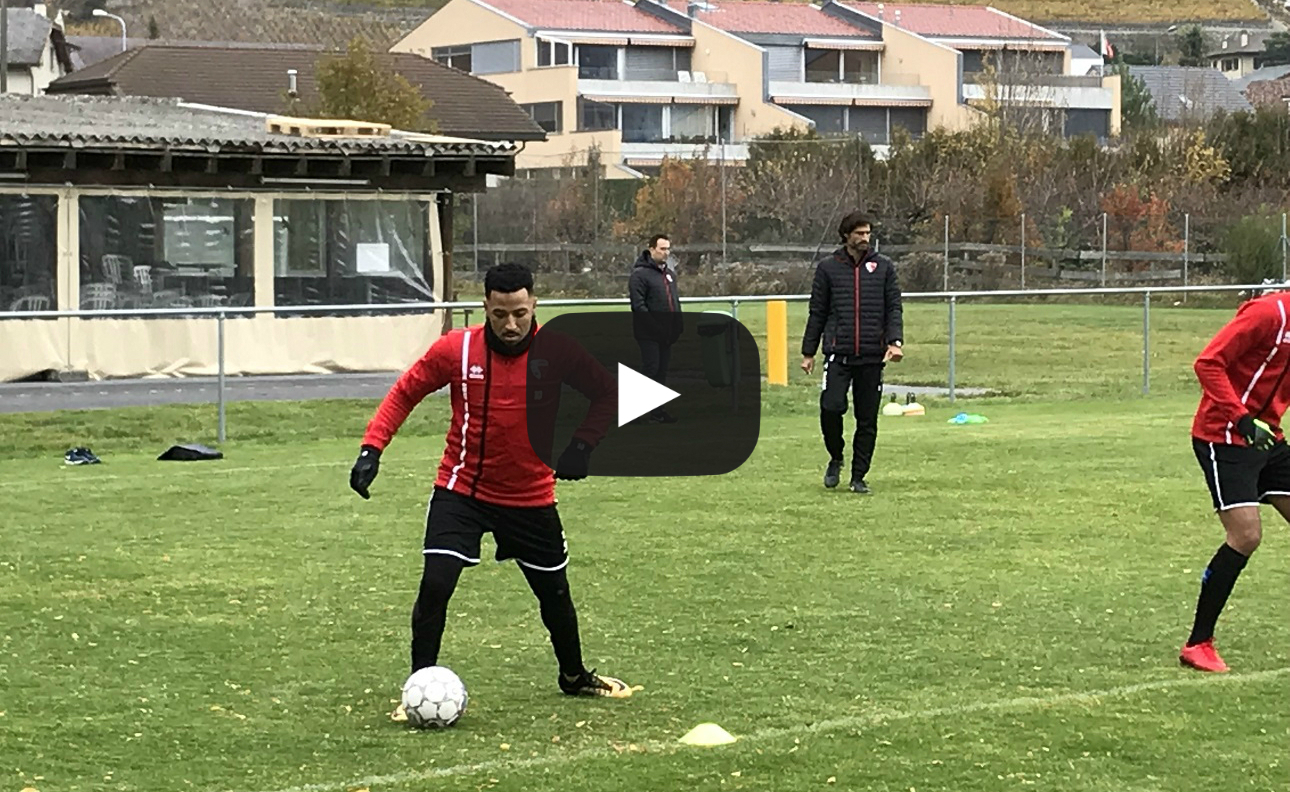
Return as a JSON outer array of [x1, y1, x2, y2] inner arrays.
[[1100, 30, 1116, 61]]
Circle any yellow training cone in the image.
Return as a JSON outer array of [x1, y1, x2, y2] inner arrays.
[[678, 722, 738, 746]]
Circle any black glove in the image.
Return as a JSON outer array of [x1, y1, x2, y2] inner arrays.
[[555, 439, 592, 481], [349, 445, 382, 499], [1237, 415, 1276, 451]]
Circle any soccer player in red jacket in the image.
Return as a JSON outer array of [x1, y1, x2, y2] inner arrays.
[[1183, 291, 1290, 672], [349, 263, 631, 712]]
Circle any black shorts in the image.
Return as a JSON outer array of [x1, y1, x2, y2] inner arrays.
[[1193, 438, 1290, 511], [423, 486, 569, 571]]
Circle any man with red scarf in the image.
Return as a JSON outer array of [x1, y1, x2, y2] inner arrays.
[[350, 263, 630, 715]]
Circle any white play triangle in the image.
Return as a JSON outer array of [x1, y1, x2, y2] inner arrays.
[[617, 363, 681, 427]]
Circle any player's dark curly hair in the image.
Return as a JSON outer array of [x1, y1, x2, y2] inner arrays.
[[484, 262, 534, 297], [838, 211, 874, 240]]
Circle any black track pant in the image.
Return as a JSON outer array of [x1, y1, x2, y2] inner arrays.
[[410, 554, 584, 676], [819, 358, 885, 479]]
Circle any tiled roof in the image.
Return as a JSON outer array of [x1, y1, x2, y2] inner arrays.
[[0, 95, 515, 158], [845, 2, 1063, 40], [1233, 64, 1290, 92], [61, 0, 417, 50], [1127, 66, 1253, 122], [1245, 75, 1290, 109], [1206, 30, 1272, 58], [2, 8, 52, 66], [479, 0, 685, 33], [678, 1, 875, 37], [46, 44, 546, 143], [66, 36, 319, 71]]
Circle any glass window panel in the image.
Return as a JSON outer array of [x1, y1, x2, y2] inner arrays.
[[523, 101, 563, 134], [273, 198, 432, 313], [889, 107, 927, 138], [805, 49, 841, 83], [577, 45, 618, 79], [621, 104, 664, 142], [850, 107, 888, 144], [78, 195, 254, 313], [797, 105, 845, 135], [578, 98, 617, 131], [471, 40, 520, 75], [0, 193, 58, 314], [670, 105, 712, 141], [842, 51, 879, 84], [431, 45, 472, 72]]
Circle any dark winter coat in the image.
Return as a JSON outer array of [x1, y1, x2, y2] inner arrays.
[[628, 251, 683, 344], [801, 246, 903, 364]]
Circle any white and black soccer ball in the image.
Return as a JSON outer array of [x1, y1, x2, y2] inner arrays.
[[401, 666, 468, 728]]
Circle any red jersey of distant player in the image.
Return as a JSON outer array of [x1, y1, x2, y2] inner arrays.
[[362, 324, 616, 507], [1193, 293, 1290, 446]]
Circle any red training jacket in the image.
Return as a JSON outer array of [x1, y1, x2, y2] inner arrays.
[[361, 324, 616, 507], [1192, 293, 1290, 446]]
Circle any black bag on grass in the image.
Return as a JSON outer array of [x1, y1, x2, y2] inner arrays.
[[157, 443, 223, 462]]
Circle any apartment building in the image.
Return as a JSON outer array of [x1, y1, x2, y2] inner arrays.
[[393, 0, 1120, 177]]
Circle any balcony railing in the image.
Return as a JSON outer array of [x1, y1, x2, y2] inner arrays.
[[578, 65, 619, 80], [620, 141, 750, 163], [768, 75, 931, 103], [579, 72, 738, 102], [806, 71, 881, 85], [966, 72, 1105, 88], [579, 69, 730, 84], [961, 81, 1114, 110]]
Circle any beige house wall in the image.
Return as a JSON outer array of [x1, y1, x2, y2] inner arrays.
[[0, 187, 450, 382], [689, 20, 809, 137], [28, 40, 63, 95], [879, 23, 977, 132], [1211, 54, 1258, 79], [485, 67, 596, 170], [391, 0, 528, 54], [527, 130, 627, 172], [1103, 73, 1122, 137], [1, 36, 66, 95], [392, 2, 618, 172], [1, 69, 36, 95]]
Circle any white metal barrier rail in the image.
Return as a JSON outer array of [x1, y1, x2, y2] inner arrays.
[[0, 282, 1271, 442]]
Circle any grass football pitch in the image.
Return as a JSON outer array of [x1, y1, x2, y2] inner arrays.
[[2, 303, 1288, 792]]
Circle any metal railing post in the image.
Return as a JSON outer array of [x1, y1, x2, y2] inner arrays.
[[1020, 212, 1026, 290], [1142, 292, 1150, 396], [1282, 213, 1288, 282], [943, 214, 950, 291], [217, 311, 227, 444], [948, 296, 957, 403], [1101, 212, 1108, 288], [730, 299, 739, 320], [1183, 213, 1190, 304]]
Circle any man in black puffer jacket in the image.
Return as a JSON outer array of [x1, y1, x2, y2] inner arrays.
[[801, 211, 904, 494], [628, 233, 682, 423]]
